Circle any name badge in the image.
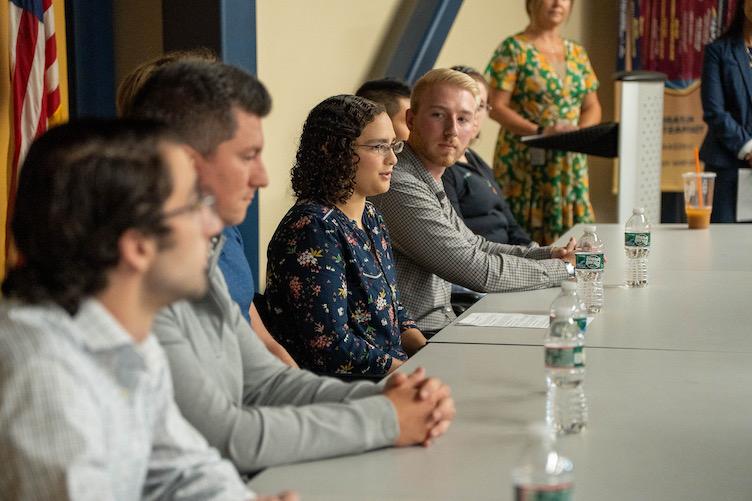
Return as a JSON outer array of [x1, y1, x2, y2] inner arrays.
[[530, 147, 546, 166]]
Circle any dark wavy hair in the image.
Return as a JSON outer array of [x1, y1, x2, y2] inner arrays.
[[291, 95, 385, 205], [2, 119, 175, 315], [128, 60, 272, 156]]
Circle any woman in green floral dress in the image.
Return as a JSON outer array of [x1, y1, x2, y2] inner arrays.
[[485, 0, 601, 244]]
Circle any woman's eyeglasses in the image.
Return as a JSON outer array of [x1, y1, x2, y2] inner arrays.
[[355, 140, 405, 156]]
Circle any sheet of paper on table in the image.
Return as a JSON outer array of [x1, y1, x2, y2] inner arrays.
[[456, 312, 593, 329]]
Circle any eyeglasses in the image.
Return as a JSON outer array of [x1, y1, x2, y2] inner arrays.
[[162, 194, 216, 220], [355, 140, 405, 156]]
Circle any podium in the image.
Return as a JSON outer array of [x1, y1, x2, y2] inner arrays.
[[522, 71, 667, 224], [522, 122, 618, 158]]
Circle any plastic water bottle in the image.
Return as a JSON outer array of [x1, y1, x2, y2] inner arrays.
[[545, 307, 587, 434], [574, 225, 605, 314], [512, 423, 574, 500], [624, 207, 651, 288], [549, 281, 588, 335]]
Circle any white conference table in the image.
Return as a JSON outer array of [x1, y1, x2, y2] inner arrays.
[[432, 224, 752, 352], [250, 343, 752, 500], [433, 269, 752, 352], [560, 223, 752, 274], [249, 223, 752, 500]]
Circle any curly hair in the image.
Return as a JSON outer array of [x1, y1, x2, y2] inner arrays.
[[2, 119, 175, 315], [291, 95, 385, 205]]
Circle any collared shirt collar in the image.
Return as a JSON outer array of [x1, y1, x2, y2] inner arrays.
[[209, 231, 227, 272], [399, 143, 447, 197], [73, 298, 137, 352], [7, 298, 145, 359]]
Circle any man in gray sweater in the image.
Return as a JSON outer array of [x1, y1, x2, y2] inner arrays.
[[128, 60, 455, 474]]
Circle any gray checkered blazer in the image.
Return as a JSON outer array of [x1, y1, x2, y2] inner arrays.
[[370, 144, 569, 331]]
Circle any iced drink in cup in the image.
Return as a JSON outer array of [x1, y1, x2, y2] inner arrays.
[[681, 172, 715, 229]]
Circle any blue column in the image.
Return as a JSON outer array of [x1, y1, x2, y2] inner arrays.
[[163, 0, 260, 289], [384, 0, 463, 85], [65, 0, 116, 118]]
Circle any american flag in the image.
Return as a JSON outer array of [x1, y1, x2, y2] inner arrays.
[[6, 0, 61, 257]]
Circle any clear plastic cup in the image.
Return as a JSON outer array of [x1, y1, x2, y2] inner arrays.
[[681, 172, 716, 229]]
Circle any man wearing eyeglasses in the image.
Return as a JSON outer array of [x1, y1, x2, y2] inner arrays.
[[128, 60, 455, 475], [0, 119, 296, 500], [370, 68, 577, 335]]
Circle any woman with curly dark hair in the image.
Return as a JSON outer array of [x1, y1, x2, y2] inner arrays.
[[265, 95, 427, 377]]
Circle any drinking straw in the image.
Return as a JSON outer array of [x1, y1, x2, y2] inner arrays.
[[694, 146, 704, 208]]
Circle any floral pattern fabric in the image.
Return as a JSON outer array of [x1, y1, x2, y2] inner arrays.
[[486, 34, 599, 244], [265, 200, 414, 376]]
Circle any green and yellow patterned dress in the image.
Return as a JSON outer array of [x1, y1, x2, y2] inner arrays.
[[485, 34, 599, 244]]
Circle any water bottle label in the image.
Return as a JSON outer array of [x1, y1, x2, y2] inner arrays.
[[575, 252, 604, 270], [625, 232, 650, 247], [545, 346, 585, 369], [515, 484, 573, 501], [575, 317, 587, 333]]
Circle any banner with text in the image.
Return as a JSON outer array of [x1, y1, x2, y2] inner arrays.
[[617, 0, 738, 191]]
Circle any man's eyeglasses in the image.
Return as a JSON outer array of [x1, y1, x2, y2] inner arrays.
[[162, 194, 216, 220], [355, 140, 405, 156]]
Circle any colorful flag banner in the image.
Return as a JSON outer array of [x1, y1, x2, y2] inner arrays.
[[617, 0, 737, 191]]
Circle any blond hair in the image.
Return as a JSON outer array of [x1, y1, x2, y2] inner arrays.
[[116, 48, 218, 116], [410, 68, 480, 112]]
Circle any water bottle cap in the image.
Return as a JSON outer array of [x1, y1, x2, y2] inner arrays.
[[561, 281, 576, 291], [632, 207, 645, 214], [583, 224, 596, 233]]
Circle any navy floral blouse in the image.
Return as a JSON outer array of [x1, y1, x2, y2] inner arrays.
[[265, 200, 416, 376]]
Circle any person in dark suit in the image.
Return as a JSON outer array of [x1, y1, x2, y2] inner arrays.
[[441, 66, 532, 245], [700, 0, 752, 222]]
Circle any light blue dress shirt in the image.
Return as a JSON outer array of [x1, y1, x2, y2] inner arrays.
[[0, 299, 252, 501]]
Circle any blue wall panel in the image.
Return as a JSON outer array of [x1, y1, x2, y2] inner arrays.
[[65, 0, 115, 118], [163, 0, 260, 289], [385, 0, 463, 85]]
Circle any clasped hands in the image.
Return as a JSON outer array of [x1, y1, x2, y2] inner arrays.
[[383, 367, 455, 448], [256, 367, 454, 501]]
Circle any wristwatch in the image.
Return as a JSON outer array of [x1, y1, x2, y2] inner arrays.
[[565, 262, 575, 278]]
